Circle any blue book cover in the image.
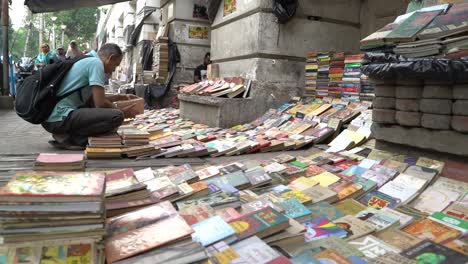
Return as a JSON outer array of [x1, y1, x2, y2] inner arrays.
[[290, 251, 321, 264], [278, 198, 311, 221], [342, 166, 367, 178], [306, 201, 346, 221], [359, 191, 400, 209], [191, 215, 236, 246]]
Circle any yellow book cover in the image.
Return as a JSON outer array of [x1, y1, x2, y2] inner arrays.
[[288, 177, 318, 191], [281, 190, 313, 204], [213, 248, 241, 264], [149, 131, 173, 141], [311, 172, 341, 187]]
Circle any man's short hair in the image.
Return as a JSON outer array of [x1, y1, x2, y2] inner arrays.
[[205, 52, 210, 58], [98, 43, 123, 58]]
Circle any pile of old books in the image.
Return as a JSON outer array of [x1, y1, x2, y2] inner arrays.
[[0, 171, 107, 262], [119, 127, 150, 147], [361, 2, 468, 59], [316, 52, 331, 98], [328, 52, 345, 98], [84, 98, 372, 160], [180, 77, 251, 98], [33, 153, 85, 171], [342, 54, 363, 102], [304, 52, 318, 97], [95, 145, 467, 263], [88, 133, 123, 148]]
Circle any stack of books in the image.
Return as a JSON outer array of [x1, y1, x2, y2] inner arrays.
[[180, 77, 252, 98], [0, 171, 106, 261], [105, 168, 161, 217], [316, 52, 332, 98], [33, 153, 85, 171], [305, 52, 318, 97], [359, 74, 375, 101], [119, 128, 150, 146], [342, 54, 363, 101], [328, 52, 345, 98], [360, 2, 468, 59], [88, 132, 123, 148], [153, 37, 169, 82], [85, 148, 123, 159]]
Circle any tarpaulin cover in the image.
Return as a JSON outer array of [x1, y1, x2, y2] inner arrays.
[[25, 0, 130, 13], [361, 52, 468, 83]]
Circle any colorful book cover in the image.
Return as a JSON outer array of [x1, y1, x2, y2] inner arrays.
[[402, 219, 462, 243], [66, 244, 92, 264], [278, 198, 311, 221], [314, 249, 353, 264], [359, 191, 400, 209], [441, 160, 468, 182], [311, 172, 341, 187], [375, 228, 422, 251], [307, 201, 346, 221], [352, 176, 377, 193], [356, 207, 399, 231], [105, 214, 193, 263], [304, 217, 348, 242], [402, 240, 468, 264], [334, 215, 376, 241], [0, 171, 105, 200], [192, 215, 236, 246], [290, 252, 321, 264], [281, 190, 313, 204], [179, 204, 215, 226], [216, 207, 242, 223], [229, 207, 289, 240], [40, 245, 66, 264], [241, 197, 284, 214], [334, 199, 367, 216], [231, 236, 281, 263], [305, 165, 327, 177], [429, 212, 468, 233], [349, 235, 400, 259], [341, 166, 366, 179]]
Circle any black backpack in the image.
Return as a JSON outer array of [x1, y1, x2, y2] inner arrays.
[[15, 56, 90, 124]]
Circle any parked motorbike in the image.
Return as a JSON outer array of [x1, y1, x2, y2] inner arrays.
[[15, 56, 36, 85]]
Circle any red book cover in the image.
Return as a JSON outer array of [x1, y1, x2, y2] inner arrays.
[[106, 168, 135, 181], [105, 202, 193, 263], [441, 160, 468, 183], [36, 153, 84, 163]]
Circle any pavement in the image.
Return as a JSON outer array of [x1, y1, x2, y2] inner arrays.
[[0, 110, 465, 164]]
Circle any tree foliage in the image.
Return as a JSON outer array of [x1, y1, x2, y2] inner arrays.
[[6, 7, 99, 59]]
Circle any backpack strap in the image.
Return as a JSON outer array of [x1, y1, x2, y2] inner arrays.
[[56, 56, 97, 101]]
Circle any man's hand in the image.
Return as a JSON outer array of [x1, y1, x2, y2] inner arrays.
[[119, 103, 139, 118]]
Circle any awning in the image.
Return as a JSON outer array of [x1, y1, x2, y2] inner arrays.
[[24, 0, 130, 13]]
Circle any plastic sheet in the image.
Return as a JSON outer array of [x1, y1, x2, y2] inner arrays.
[[361, 52, 468, 83]]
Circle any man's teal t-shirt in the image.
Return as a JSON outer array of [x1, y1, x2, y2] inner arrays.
[[47, 53, 106, 123]]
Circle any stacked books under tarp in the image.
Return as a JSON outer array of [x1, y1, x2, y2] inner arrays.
[[328, 52, 345, 98], [0, 171, 106, 262], [316, 52, 331, 98], [360, 2, 468, 59], [342, 54, 363, 101], [33, 153, 85, 171], [304, 52, 318, 97], [360, 74, 375, 101]]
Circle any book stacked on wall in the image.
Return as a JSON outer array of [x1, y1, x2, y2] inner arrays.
[[328, 52, 345, 98], [360, 74, 375, 101], [360, 2, 468, 59], [153, 37, 169, 82], [304, 52, 318, 97], [342, 54, 363, 101], [179, 77, 252, 99], [0, 171, 107, 263], [316, 52, 332, 98]]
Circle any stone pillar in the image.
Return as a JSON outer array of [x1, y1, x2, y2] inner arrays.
[[160, 0, 211, 85]]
